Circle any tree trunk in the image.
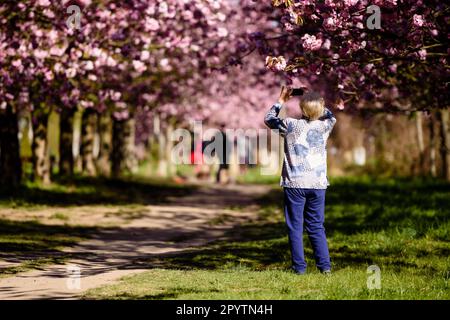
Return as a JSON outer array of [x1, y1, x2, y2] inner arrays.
[[229, 144, 239, 184], [438, 109, 450, 180], [124, 116, 138, 174], [146, 116, 157, 176], [429, 113, 437, 177], [31, 110, 51, 184], [165, 120, 175, 177], [415, 112, 425, 174], [59, 108, 75, 176], [111, 118, 124, 178], [72, 111, 83, 174], [376, 116, 388, 170], [96, 112, 112, 177], [80, 108, 97, 176], [154, 118, 177, 177], [111, 115, 137, 178], [154, 114, 167, 176], [0, 105, 22, 188]]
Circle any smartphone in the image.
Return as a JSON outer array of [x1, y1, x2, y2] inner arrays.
[[291, 88, 304, 96]]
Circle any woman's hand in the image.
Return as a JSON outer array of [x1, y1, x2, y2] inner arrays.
[[278, 86, 293, 105]]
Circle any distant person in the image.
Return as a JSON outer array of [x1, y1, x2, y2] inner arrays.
[[264, 86, 337, 275], [192, 137, 211, 180], [215, 124, 232, 184]]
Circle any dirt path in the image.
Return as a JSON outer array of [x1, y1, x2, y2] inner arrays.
[[0, 184, 271, 300]]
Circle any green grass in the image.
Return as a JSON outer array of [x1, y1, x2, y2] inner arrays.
[[0, 256, 69, 279], [84, 268, 448, 300], [50, 212, 70, 221], [84, 177, 450, 300], [0, 219, 95, 277], [236, 166, 280, 185]]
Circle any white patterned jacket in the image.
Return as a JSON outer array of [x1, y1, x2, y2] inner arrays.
[[264, 102, 336, 189]]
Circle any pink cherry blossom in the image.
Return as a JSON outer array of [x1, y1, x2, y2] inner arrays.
[[145, 18, 160, 31], [301, 34, 323, 51], [413, 14, 425, 27], [417, 49, 427, 60]]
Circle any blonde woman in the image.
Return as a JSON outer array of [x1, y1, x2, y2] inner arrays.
[[264, 87, 337, 275]]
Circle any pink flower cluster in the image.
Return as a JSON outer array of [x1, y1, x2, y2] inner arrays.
[[265, 56, 287, 71], [301, 34, 323, 51]]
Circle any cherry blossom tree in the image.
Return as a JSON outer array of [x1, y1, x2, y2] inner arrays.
[[1, 0, 448, 185], [230, 0, 449, 178], [0, 0, 236, 183], [234, 0, 448, 111]]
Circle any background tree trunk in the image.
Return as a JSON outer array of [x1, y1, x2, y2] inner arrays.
[[111, 115, 136, 178], [229, 144, 239, 184], [80, 108, 97, 176], [96, 112, 112, 177], [0, 105, 22, 188], [376, 116, 388, 171], [124, 116, 138, 174], [111, 118, 124, 178], [415, 112, 425, 174], [145, 115, 158, 176], [429, 113, 437, 177], [31, 110, 51, 184], [438, 109, 450, 180], [164, 120, 175, 177], [155, 115, 168, 177], [59, 108, 75, 176]]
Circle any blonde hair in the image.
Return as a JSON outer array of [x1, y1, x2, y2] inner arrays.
[[300, 92, 325, 120]]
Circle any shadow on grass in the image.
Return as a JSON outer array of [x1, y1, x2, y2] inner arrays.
[[136, 177, 450, 273], [0, 176, 196, 207], [0, 219, 96, 252], [0, 218, 98, 276], [102, 288, 221, 300], [139, 222, 289, 271], [257, 177, 450, 236]]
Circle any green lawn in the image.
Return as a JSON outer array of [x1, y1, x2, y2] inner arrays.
[[236, 166, 280, 185], [84, 177, 450, 300], [0, 219, 92, 278]]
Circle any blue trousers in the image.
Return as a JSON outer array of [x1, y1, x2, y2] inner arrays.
[[283, 188, 331, 273]]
